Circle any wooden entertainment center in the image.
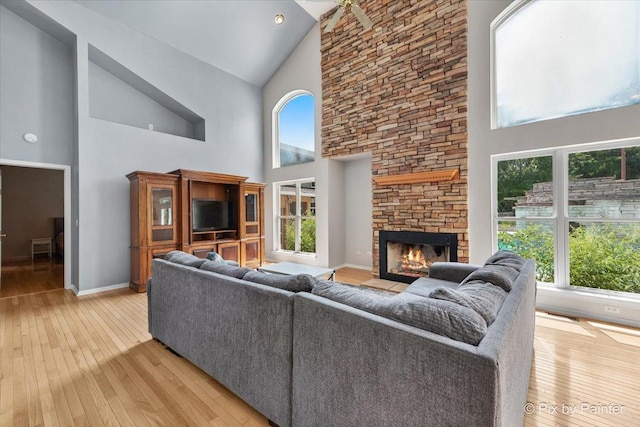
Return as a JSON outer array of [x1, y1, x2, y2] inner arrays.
[[127, 169, 265, 292]]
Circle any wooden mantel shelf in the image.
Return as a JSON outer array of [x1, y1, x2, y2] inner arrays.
[[373, 169, 459, 186]]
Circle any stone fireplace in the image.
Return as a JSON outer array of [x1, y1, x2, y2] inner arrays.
[[379, 231, 458, 283], [320, 0, 469, 273]]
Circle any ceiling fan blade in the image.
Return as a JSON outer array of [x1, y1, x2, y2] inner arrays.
[[324, 7, 344, 33], [351, 4, 373, 30]]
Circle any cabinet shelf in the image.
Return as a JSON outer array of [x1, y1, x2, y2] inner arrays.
[[192, 229, 236, 235]]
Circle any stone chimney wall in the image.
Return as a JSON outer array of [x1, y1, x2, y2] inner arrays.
[[320, 0, 469, 272]]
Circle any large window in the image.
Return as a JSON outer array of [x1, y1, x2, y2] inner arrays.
[[494, 141, 640, 295], [273, 91, 315, 168], [492, 0, 640, 128], [276, 179, 316, 254]]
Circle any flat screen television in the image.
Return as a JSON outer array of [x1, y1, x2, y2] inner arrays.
[[192, 199, 235, 231]]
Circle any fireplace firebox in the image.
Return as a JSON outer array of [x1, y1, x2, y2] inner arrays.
[[379, 231, 458, 284]]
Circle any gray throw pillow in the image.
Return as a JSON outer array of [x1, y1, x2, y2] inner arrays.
[[430, 280, 507, 325], [312, 281, 487, 345], [461, 264, 518, 292], [242, 270, 315, 293], [165, 251, 207, 268], [206, 251, 225, 262], [200, 260, 252, 279], [484, 250, 526, 272]]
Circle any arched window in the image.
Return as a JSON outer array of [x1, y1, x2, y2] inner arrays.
[[491, 0, 640, 128], [273, 91, 315, 168]]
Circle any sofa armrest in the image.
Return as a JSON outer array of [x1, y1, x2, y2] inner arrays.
[[429, 261, 482, 283]]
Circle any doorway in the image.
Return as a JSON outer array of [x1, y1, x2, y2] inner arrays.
[[0, 160, 71, 298]]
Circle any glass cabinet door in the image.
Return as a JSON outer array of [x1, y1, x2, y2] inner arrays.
[[245, 192, 260, 236], [151, 187, 175, 242], [245, 193, 257, 223]]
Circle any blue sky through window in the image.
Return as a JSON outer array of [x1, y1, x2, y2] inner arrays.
[[279, 94, 314, 152]]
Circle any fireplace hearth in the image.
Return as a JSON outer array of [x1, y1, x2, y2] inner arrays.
[[379, 231, 458, 283]]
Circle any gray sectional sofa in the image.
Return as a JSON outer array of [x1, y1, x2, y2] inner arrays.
[[147, 251, 536, 427]]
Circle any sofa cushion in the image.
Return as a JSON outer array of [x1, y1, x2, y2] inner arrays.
[[312, 280, 487, 345], [430, 281, 507, 325], [165, 251, 207, 268], [404, 277, 459, 298], [199, 260, 252, 279], [243, 270, 315, 293]]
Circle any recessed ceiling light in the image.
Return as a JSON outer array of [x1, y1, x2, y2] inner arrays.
[[275, 14, 285, 25]]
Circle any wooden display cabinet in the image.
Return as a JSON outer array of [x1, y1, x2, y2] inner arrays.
[[241, 183, 265, 268], [128, 169, 265, 291], [127, 171, 180, 292]]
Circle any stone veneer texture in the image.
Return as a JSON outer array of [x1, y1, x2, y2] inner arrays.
[[321, 0, 469, 273]]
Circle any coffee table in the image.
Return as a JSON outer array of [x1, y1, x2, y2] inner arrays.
[[257, 262, 335, 281]]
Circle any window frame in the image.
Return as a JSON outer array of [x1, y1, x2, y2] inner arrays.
[[272, 90, 315, 169], [275, 178, 316, 255], [492, 137, 640, 297], [490, 0, 640, 129]]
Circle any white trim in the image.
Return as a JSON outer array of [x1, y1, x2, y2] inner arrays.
[[537, 286, 640, 329], [331, 263, 372, 271], [0, 158, 73, 290], [74, 282, 129, 296]]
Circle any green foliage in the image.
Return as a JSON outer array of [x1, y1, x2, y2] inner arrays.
[[568, 224, 640, 293], [569, 147, 640, 180], [284, 216, 316, 253], [498, 223, 555, 282], [497, 148, 640, 213], [497, 157, 552, 213], [499, 223, 640, 293], [300, 218, 316, 253]]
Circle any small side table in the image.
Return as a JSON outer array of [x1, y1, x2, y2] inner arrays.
[[31, 238, 53, 261]]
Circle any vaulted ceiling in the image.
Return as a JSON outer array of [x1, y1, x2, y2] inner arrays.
[[74, 0, 335, 87]]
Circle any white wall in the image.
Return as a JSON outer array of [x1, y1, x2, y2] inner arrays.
[[88, 61, 196, 140], [263, 23, 347, 268], [468, 1, 640, 326], [0, 6, 74, 166], [343, 157, 373, 269], [2, 0, 264, 291]]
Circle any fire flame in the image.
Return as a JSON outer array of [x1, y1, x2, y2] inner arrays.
[[400, 247, 431, 272]]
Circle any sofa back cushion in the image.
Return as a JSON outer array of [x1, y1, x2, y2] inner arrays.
[[165, 250, 207, 268], [312, 280, 487, 345], [200, 260, 252, 279], [430, 281, 507, 325], [243, 270, 315, 293]]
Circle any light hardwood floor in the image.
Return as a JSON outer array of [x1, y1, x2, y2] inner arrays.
[[0, 258, 63, 299], [1, 268, 639, 426]]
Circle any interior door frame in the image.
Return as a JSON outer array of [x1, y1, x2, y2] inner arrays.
[[0, 158, 72, 290]]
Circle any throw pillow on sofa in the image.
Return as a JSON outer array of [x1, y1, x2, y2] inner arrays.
[[460, 264, 518, 292], [165, 251, 207, 268], [430, 281, 507, 325], [484, 250, 526, 272], [312, 280, 487, 345], [242, 270, 315, 293], [206, 251, 240, 267], [200, 260, 252, 279]]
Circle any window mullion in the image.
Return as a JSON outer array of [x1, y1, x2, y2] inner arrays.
[[295, 183, 302, 252], [555, 150, 569, 289]]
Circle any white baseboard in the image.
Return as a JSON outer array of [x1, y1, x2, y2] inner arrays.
[[331, 263, 373, 271], [536, 286, 640, 329], [74, 282, 129, 296]]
